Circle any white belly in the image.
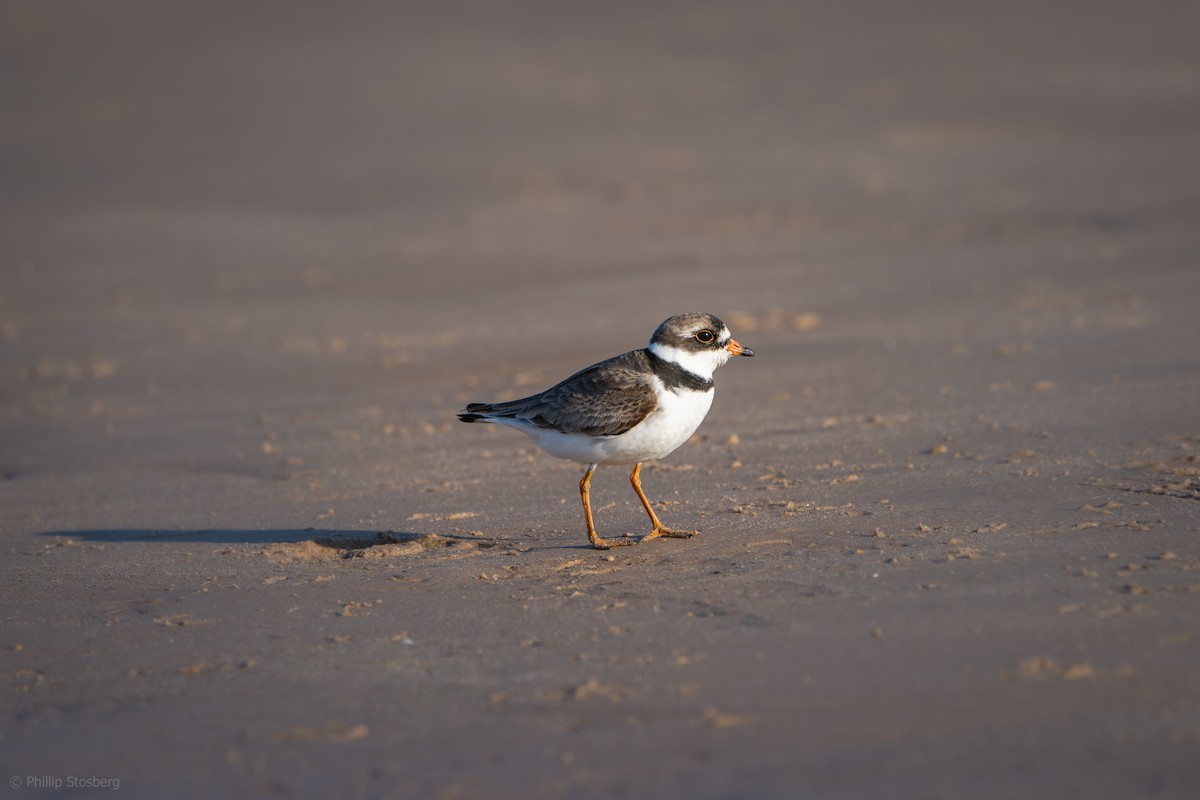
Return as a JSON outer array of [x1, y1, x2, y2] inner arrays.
[[524, 387, 714, 466]]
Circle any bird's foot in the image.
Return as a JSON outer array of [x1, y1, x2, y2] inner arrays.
[[589, 535, 637, 550], [641, 526, 699, 543]]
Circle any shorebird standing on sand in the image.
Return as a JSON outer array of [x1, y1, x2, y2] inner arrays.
[[457, 313, 754, 549]]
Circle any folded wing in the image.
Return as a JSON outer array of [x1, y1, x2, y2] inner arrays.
[[458, 351, 658, 437]]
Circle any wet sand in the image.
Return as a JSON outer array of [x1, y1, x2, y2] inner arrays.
[[3, 2, 1200, 797]]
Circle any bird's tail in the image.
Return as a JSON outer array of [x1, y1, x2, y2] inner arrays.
[[457, 403, 494, 423]]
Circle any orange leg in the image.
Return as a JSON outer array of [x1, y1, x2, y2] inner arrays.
[[630, 463, 698, 542], [580, 465, 634, 550]]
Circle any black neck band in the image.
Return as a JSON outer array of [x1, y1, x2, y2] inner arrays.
[[646, 349, 714, 391]]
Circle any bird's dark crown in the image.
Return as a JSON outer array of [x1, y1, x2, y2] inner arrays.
[[649, 312, 729, 352]]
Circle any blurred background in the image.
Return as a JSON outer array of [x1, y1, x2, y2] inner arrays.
[[2, 0, 1197, 509]]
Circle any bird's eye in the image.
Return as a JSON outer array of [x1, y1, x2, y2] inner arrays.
[[694, 329, 716, 344]]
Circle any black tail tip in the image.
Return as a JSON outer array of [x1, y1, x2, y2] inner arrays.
[[458, 402, 493, 423]]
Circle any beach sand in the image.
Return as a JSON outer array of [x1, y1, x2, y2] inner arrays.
[[3, 2, 1199, 797]]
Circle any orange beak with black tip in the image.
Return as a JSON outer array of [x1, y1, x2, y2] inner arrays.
[[726, 339, 754, 357]]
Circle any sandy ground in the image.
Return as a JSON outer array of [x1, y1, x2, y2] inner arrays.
[[3, 1, 1200, 797]]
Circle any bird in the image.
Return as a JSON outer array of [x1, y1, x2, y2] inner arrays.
[[457, 312, 754, 549]]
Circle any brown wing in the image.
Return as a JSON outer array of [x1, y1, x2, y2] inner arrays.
[[466, 350, 658, 436]]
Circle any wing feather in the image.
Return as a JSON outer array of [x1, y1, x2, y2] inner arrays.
[[469, 350, 657, 436]]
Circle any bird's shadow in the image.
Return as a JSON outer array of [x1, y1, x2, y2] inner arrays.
[[38, 528, 445, 546], [35, 528, 598, 552]]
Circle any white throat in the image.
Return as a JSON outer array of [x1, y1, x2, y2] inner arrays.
[[647, 340, 730, 382]]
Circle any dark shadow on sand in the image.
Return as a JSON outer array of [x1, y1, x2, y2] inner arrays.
[[36, 528, 455, 545], [35, 529, 605, 552]]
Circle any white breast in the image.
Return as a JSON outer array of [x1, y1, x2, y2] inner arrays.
[[527, 381, 714, 466]]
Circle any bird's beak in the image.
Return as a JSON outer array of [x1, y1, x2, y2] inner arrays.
[[726, 339, 754, 357]]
